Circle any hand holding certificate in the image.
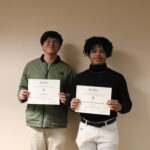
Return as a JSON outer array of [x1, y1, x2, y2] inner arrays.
[[75, 85, 112, 115], [28, 79, 60, 105]]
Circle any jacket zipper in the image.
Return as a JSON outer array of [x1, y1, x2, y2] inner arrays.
[[42, 63, 50, 128]]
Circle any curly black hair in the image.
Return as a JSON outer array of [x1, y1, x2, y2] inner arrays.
[[83, 36, 113, 57], [40, 31, 63, 46]]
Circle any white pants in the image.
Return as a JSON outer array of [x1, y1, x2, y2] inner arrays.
[[27, 126, 66, 150], [76, 121, 119, 150]]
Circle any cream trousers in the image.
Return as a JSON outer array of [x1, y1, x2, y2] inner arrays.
[[27, 126, 66, 150], [76, 121, 119, 150]]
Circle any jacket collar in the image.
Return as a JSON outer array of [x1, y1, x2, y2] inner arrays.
[[40, 54, 61, 64]]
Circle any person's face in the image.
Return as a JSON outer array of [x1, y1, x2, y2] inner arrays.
[[41, 38, 60, 55], [88, 44, 107, 65]]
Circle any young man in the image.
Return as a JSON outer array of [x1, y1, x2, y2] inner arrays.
[[18, 31, 73, 150], [70, 36, 132, 150]]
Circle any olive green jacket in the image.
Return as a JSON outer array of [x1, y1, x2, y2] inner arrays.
[[18, 55, 73, 128]]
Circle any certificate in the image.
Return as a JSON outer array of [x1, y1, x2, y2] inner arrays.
[[75, 85, 112, 115], [27, 79, 60, 105]]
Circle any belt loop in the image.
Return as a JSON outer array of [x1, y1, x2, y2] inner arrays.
[[85, 119, 88, 126], [104, 121, 107, 126]]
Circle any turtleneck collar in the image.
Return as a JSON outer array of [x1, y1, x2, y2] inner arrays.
[[89, 63, 107, 72]]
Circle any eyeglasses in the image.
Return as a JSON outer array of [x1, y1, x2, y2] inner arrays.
[[45, 39, 59, 45]]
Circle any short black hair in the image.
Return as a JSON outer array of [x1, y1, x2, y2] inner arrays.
[[40, 31, 63, 46], [83, 36, 113, 57]]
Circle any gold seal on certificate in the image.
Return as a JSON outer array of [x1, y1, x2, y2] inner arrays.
[[27, 79, 60, 105], [75, 85, 112, 115]]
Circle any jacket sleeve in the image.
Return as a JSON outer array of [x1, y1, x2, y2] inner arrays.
[[67, 74, 78, 107], [62, 69, 74, 106], [118, 75, 132, 114], [17, 64, 29, 103]]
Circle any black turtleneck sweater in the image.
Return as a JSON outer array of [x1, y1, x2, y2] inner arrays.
[[71, 63, 132, 122]]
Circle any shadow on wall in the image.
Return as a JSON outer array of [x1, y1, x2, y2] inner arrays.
[[107, 50, 138, 77], [60, 44, 81, 150], [60, 44, 82, 73], [108, 50, 149, 150], [65, 110, 80, 150]]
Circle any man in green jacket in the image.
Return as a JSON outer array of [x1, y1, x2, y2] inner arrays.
[[18, 31, 73, 150]]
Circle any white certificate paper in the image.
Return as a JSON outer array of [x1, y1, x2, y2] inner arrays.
[[27, 79, 60, 105], [75, 85, 112, 115]]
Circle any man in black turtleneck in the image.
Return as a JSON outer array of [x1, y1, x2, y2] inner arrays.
[[70, 36, 132, 150]]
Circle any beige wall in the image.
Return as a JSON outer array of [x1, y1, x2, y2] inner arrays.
[[0, 0, 149, 150]]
